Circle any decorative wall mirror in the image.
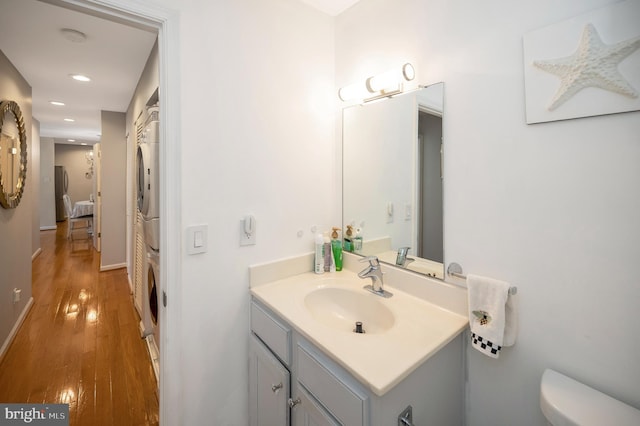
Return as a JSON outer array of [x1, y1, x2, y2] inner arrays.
[[342, 83, 445, 278], [0, 100, 27, 209]]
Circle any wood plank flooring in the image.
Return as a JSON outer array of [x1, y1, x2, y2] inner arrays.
[[0, 224, 159, 425]]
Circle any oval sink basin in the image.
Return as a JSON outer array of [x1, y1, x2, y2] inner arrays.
[[304, 287, 395, 334]]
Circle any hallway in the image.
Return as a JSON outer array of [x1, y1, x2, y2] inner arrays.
[[0, 225, 159, 425]]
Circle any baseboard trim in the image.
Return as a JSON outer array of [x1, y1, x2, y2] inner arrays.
[[40, 225, 57, 231], [100, 262, 127, 272], [32, 247, 42, 261], [0, 297, 34, 364]]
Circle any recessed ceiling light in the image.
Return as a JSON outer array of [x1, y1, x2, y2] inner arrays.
[[67, 139, 76, 142], [70, 74, 91, 82], [61, 28, 87, 43], [64, 118, 75, 122], [80, 143, 87, 146], [50, 101, 65, 106]]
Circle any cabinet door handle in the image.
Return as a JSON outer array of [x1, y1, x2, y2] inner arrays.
[[271, 383, 283, 393], [288, 397, 301, 408]]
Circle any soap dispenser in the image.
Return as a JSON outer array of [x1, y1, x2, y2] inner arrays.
[[344, 225, 354, 252], [331, 227, 343, 271], [354, 227, 363, 254]]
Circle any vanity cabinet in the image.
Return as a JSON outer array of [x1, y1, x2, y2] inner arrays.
[[250, 298, 464, 426]]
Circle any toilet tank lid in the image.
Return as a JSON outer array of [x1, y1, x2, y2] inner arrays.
[[540, 369, 640, 426]]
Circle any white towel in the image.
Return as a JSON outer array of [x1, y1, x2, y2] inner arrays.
[[467, 274, 518, 358]]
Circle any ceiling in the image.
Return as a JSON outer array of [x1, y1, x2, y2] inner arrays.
[[300, 0, 361, 15], [0, 0, 157, 146], [0, 0, 359, 147]]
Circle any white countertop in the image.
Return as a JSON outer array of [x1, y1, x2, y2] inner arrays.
[[250, 269, 468, 396]]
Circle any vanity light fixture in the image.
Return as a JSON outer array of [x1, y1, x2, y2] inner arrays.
[[70, 74, 91, 82], [338, 63, 416, 103]]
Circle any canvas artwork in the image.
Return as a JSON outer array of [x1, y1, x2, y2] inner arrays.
[[523, 0, 640, 124]]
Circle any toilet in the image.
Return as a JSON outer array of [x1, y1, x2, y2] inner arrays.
[[540, 368, 640, 425]]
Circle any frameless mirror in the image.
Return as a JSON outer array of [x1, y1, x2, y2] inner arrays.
[[342, 83, 444, 278], [0, 100, 27, 209]]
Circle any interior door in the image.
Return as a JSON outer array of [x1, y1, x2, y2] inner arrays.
[[93, 143, 102, 252]]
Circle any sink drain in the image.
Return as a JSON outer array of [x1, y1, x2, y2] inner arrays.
[[353, 321, 365, 334]]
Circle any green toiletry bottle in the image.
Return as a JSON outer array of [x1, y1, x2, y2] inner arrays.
[[331, 227, 343, 271], [344, 225, 354, 252]]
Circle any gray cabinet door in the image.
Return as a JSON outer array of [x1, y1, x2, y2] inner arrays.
[[292, 385, 340, 426], [249, 334, 290, 426]]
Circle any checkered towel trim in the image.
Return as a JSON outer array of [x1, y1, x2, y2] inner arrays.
[[471, 332, 502, 358]]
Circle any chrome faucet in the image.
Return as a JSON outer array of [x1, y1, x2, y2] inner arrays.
[[395, 247, 414, 267], [358, 256, 392, 298]]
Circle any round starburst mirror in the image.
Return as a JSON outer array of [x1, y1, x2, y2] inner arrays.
[[0, 100, 28, 209]]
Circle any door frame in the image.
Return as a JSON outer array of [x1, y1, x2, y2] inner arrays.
[[45, 0, 183, 423]]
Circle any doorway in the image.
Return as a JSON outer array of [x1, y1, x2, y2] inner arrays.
[[8, 0, 180, 423]]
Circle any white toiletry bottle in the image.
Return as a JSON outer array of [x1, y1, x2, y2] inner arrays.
[[354, 227, 363, 254], [314, 233, 324, 274], [323, 232, 332, 272]]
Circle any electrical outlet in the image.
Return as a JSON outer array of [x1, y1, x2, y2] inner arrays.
[[13, 288, 21, 304]]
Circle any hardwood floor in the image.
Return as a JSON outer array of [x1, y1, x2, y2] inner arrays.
[[0, 224, 159, 425]]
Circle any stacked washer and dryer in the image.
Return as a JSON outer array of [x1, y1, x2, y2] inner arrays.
[[137, 105, 160, 381]]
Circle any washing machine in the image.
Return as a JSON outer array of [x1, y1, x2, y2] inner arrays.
[[140, 248, 159, 341], [137, 107, 160, 251]]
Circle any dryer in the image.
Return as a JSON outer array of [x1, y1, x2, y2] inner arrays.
[[137, 115, 160, 251], [141, 247, 160, 381]]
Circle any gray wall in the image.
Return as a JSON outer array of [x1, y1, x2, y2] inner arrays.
[[100, 110, 127, 270], [31, 119, 40, 256], [39, 137, 56, 230], [0, 48, 32, 355]]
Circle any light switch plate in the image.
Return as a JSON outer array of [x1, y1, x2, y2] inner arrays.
[[186, 224, 208, 254]]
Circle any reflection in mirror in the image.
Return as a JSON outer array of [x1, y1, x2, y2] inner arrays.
[[342, 83, 444, 278], [0, 100, 27, 209]]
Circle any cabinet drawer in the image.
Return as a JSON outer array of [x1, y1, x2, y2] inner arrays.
[[251, 300, 291, 365], [297, 343, 369, 425]]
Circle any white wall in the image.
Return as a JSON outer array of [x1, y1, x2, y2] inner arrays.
[[343, 93, 415, 249], [336, 0, 640, 425], [39, 137, 56, 230], [172, 0, 335, 423], [31, 119, 41, 256], [100, 111, 127, 269]]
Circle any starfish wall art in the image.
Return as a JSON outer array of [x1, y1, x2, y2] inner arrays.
[[523, 0, 640, 123]]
